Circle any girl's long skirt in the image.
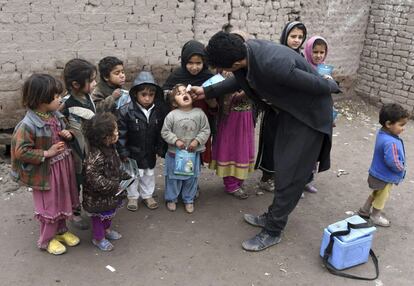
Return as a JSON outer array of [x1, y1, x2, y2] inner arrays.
[[32, 150, 79, 249], [209, 110, 255, 180]]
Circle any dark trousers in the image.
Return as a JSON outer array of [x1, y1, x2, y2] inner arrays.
[[264, 110, 325, 236], [255, 109, 278, 175]]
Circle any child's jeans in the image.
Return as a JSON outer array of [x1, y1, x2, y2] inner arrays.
[[164, 152, 200, 204], [91, 217, 112, 241], [165, 176, 198, 204]]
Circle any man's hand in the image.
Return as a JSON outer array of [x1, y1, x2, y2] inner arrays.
[[175, 139, 186, 150], [190, 86, 205, 101], [187, 139, 199, 152]]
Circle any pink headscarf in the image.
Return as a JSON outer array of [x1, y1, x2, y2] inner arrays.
[[304, 36, 328, 69]]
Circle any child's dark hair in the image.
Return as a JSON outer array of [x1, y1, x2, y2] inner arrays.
[[63, 58, 97, 92], [280, 21, 307, 48], [379, 103, 410, 126], [168, 84, 186, 107], [98, 56, 123, 82], [206, 31, 247, 68], [313, 38, 327, 50], [83, 112, 117, 147], [131, 84, 157, 97], [22, 74, 63, 109]]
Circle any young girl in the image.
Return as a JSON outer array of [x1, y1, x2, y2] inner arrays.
[[61, 58, 97, 230], [208, 30, 255, 200], [256, 21, 308, 193], [161, 84, 211, 213], [11, 74, 80, 255], [304, 36, 329, 69], [82, 112, 130, 251], [163, 40, 217, 164], [302, 36, 333, 194]]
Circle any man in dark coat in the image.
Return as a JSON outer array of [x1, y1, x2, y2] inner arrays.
[[191, 31, 340, 251]]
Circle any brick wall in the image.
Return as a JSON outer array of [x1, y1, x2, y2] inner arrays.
[[355, 0, 414, 112], [0, 0, 371, 129]]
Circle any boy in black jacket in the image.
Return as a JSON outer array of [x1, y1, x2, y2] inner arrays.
[[117, 71, 167, 211]]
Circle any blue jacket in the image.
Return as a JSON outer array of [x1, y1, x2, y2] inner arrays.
[[369, 129, 406, 184]]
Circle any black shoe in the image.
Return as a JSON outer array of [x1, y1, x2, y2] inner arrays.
[[241, 230, 281, 252], [243, 213, 266, 228]]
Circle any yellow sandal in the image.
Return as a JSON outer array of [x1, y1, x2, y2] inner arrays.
[[46, 239, 66, 255], [55, 231, 80, 247]]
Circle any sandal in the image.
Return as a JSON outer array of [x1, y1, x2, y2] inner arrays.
[[357, 208, 371, 218], [304, 184, 318, 193], [143, 197, 158, 210], [105, 230, 122, 240], [229, 188, 249, 200], [127, 198, 138, 212], [46, 239, 66, 255], [370, 214, 391, 227], [184, 203, 194, 214], [166, 201, 176, 211], [55, 231, 80, 247], [92, 238, 114, 251]]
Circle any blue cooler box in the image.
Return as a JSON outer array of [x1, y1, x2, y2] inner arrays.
[[320, 215, 376, 270]]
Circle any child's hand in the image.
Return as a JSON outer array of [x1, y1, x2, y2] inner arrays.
[[323, 74, 333, 80], [187, 139, 199, 152], [112, 89, 122, 100], [175, 139, 186, 150], [120, 156, 129, 162], [46, 141, 65, 158], [231, 90, 245, 103], [59, 130, 72, 141]]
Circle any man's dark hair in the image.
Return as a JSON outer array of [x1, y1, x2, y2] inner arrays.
[[206, 31, 247, 68], [379, 103, 410, 126], [83, 112, 117, 148], [98, 56, 123, 81]]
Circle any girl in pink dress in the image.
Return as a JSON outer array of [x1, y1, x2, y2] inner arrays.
[[11, 74, 80, 255]]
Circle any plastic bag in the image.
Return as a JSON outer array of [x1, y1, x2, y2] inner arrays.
[[174, 148, 196, 176], [117, 158, 139, 196]]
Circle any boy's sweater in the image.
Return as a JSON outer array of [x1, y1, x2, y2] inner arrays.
[[369, 129, 406, 184], [161, 108, 210, 154]]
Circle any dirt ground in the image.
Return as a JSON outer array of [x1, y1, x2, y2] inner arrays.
[[0, 97, 413, 286]]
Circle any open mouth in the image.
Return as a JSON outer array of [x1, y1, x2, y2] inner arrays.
[[183, 95, 190, 102]]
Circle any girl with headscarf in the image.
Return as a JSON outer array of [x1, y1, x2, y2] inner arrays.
[[208, 30, 255, 200], [304, 36, 329, 69], [163, 40, 217, 164], [255, 21, 308, 193]]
